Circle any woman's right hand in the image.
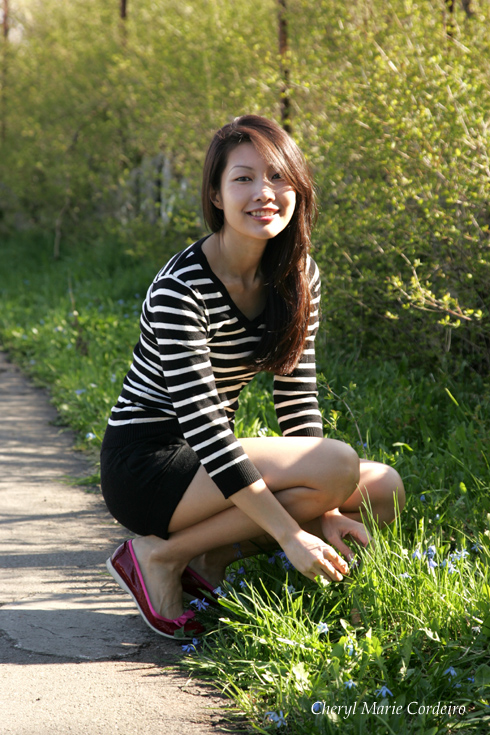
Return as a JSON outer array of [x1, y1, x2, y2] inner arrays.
[[281, 529, 350, 583]]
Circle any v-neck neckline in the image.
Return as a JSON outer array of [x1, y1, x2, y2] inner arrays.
[[194, 237, 265, 328]]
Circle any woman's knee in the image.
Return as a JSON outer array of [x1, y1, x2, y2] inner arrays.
[[317, 439, 360, 507]]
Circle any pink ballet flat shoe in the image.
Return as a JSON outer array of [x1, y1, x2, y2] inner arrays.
[[181, 566, 220, 606], [106, 540, 204, 640]]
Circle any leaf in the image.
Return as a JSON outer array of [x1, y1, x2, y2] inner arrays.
[[474, 664, 490, 687]]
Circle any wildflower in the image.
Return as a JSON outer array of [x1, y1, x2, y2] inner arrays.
[[110, 373, 117, 383], [275, 550, 293, 570], [117, 299, 125, 305], [472, 626, 481, 635], [226, 572, 236, 583], [239, 580, 247, 589], [375, 685, 393, 698], [399, 572, 411, 579], [412, 550, 422, 560], [435, 514, 440, 520], [471, 543, 482, 553], [286, 584, 296, 594], [346, 644, 355, 657], [182, 643, 196, 653], [264, 711, 286, 728], [444, 667, 457, 678], [257, 427, 268, 437], [85, 432, 96, 441], [428, 559, 438, 568], [468, 676, 475, 683], [190, 598, 209, 612], [345, 680, 357, 689], [420, 495, 426, 502], [317, 622, 329, 634], [267, 556, 276, 564], [233, 543, 244, 559], [213, 586, 225, 597], [426, 545, 436, 560], [237, 566, 245, 575], [75, 388, 86, 395]]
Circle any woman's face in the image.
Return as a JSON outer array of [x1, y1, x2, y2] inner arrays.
[[212, 142, 296, 245]]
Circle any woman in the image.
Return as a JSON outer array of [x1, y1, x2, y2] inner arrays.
[[101, 115, 405, 639]]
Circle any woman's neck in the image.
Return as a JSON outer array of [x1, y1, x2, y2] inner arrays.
[[203, 231, 266, 287]]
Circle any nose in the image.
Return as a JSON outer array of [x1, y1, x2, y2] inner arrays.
[[253, 177, 274, 202]]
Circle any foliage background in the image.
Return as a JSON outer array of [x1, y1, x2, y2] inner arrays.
[[2, 0, 490, 372]]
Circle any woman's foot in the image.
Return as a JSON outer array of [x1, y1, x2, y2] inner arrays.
[[131, 535, 186, 619], [106, 540, 203, 639]]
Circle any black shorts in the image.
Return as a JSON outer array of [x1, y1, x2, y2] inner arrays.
[[100, 424, 201, 539]]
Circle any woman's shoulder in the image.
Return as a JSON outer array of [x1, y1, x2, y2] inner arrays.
[[306, 253, 320, 285], [149, 237, 210, 290]]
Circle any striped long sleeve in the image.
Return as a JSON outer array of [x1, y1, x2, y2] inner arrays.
[[108, 238, 324, 497]]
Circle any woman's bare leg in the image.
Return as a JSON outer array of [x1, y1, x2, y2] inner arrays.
[[131, 436, 359, 619], [131, 440, 404, 620]]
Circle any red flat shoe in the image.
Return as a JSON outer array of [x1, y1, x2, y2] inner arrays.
[[181, 566, 220, 606], [106, 540, 204, 640]]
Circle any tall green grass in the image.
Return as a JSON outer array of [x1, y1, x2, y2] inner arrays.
[[0, 235, 489, 732]]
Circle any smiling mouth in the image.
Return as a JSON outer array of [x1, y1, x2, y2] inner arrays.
[[247, 209, 278, 218]]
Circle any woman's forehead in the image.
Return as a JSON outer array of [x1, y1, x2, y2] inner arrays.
[[224, 142, 283, 172]]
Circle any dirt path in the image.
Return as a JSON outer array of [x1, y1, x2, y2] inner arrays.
[[0, 351, 231, 735]]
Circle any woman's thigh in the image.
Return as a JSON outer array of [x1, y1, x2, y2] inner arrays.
[[168, 436, 359, 533]]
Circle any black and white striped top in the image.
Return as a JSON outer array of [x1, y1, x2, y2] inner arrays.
[[108, 237, 323, 498]]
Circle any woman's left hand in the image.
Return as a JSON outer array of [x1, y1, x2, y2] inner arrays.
[[320, 509, 371, 563]]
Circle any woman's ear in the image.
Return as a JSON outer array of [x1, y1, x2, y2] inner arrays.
[[211, 190, 223, 210]]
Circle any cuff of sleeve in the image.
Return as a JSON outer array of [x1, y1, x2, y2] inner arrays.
[[211, 461, 263, 499]]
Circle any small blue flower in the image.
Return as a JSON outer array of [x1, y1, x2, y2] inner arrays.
[[213, 586, 225, 597], [345, 679, 357, 689], [435, 514, 440, 520], [190, 598, 209, 611], [428, 559, 438, 568], [412, 549, 422, 560], [317, 622, 329, 634], [444, 667, 457, 678], [239, 579, 247, 589], [399, 572, 411, 579], [375, 685, 393, 698], [468, 676, 475, 683], [471, 543, 482, 553], [237, 566, 245, 575], [346, 644, 354, 657], [182, 643, 196, 653], [267, 556, 276, 564], [264, 710, 286, 728], [85, 432, 96, 440], [420, 494, 426, 502], [75, 388, 86, 395], [426, 545, 436, 559], [232, 543, 244, 559]]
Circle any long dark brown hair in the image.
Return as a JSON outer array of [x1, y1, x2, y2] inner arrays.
[[201, 115, 317, 375]]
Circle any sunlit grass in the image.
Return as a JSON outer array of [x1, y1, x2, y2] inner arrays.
[[1, 235, 489, 733]]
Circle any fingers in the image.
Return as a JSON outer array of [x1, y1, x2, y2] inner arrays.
[[317, 544, 349, 582]]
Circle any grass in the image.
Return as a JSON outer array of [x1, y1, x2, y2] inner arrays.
[[0, 234, 489, 733]]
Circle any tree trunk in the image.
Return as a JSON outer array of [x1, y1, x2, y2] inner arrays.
[[445, 0, 455, 38], [1, 0, 8, 142], [120, 0, 127, 46], [278, 0, 291, 134]]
